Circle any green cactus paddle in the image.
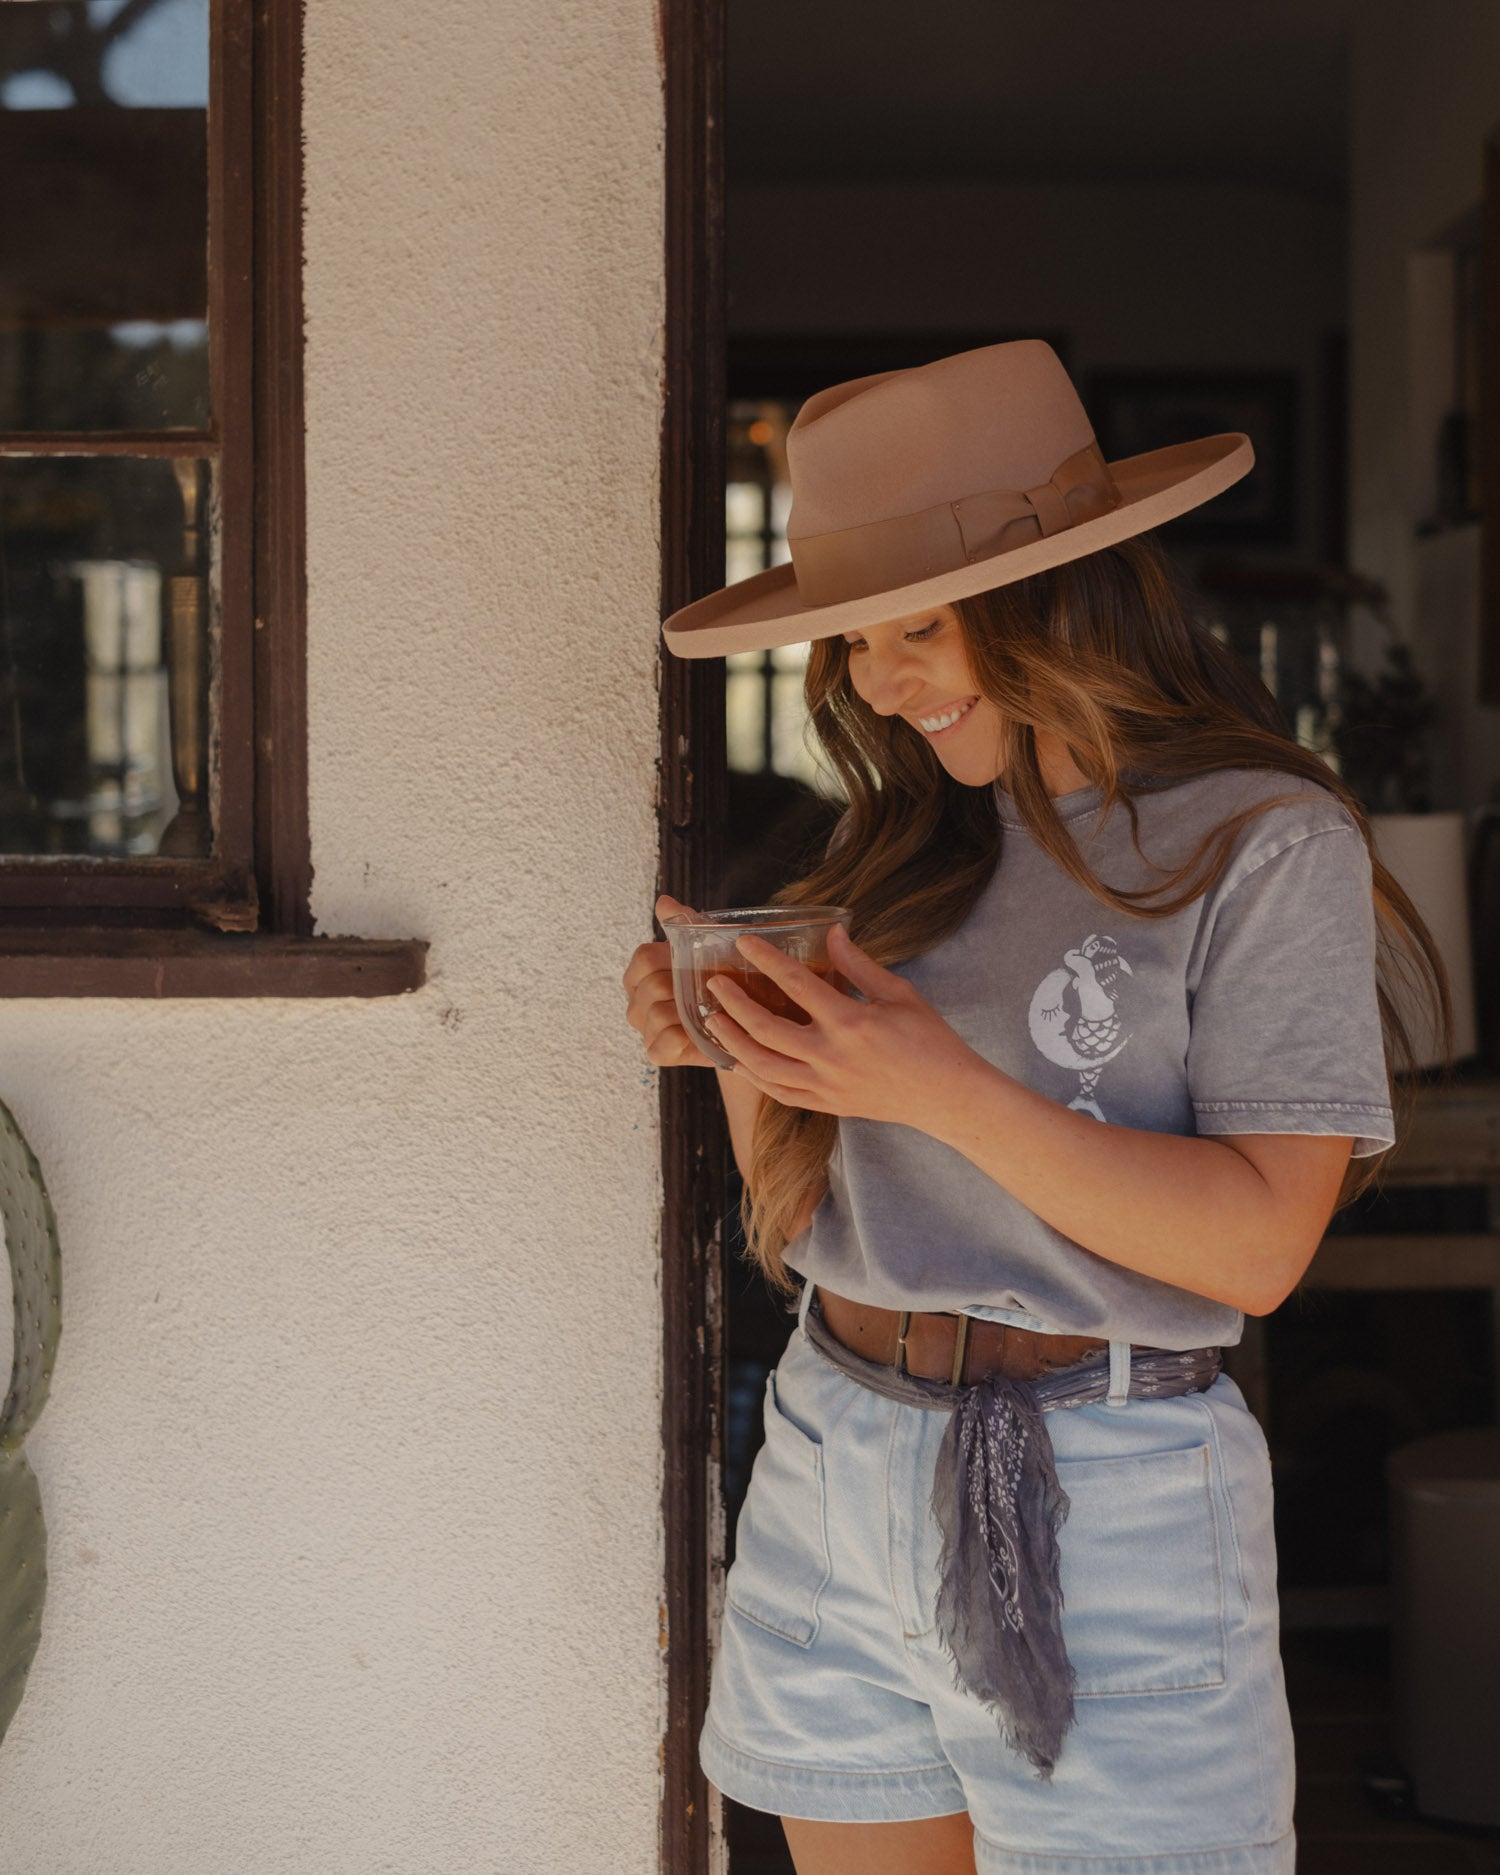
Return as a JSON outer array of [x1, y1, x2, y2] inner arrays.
[[0, 1100, 61, 1746]]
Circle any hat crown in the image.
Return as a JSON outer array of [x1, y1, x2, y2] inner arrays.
[[784, 339, 1097, 540]]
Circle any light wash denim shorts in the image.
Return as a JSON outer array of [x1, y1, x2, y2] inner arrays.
[[700, 1292, 1296, 1873]]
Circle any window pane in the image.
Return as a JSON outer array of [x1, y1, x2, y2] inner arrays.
[[770, 670, 815, 782], [724, 538, 764, 587], [768, 481, 792, 564], [0, 454, 212, 855], [724, 481, 764, 539], [726, 668, 766, 774], [725, 400, 801, 776], [0, 0, 210, 431]]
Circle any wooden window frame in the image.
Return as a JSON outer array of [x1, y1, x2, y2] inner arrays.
[[659, 0, 727, 1868], [1481, 130, 1500, 707], [0, 0, 425, 996]]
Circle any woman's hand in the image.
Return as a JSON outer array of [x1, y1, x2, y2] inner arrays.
[[621, 893, 719, 1069], [702, 923, 979, 1127]]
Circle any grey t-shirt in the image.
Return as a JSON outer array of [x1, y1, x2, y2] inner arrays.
[[785, 767, 1395, 1350]]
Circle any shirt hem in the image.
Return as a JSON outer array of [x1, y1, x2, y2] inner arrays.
[[1192, 1101, 1395, 1159]]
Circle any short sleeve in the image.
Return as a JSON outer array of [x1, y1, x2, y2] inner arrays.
[[1185, 816, 1395, 1159]]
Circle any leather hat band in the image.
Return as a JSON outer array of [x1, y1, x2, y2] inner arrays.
[[789, 439, 1123, 608]]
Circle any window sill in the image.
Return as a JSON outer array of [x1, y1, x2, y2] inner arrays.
[[0, 929, 428, 998]]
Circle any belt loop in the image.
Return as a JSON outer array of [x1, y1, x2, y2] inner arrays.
[[1106, 1338, 1132, 1407], [797, 1280, 816, 1338]]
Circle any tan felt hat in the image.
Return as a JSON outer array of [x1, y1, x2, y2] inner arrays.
[[662, 338, 1253, 659]]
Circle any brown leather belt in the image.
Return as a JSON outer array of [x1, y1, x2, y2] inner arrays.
[[813, 1284, 1110, 1386]]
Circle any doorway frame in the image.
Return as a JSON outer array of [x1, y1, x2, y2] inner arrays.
[[658, 1, 728, 1870]]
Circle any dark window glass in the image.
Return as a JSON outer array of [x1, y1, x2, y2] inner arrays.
[[0, 454, 211, 856], [0, 0, 209, 431]]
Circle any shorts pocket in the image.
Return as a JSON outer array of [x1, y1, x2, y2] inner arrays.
[[726, 1367, 832, 1648], [1055, 1439, 1227, 1697]]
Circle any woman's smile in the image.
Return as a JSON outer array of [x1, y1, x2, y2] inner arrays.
[[914, 695, 978, 737], [842, 607, 1005, 779], [842, 605, 1091, 793]]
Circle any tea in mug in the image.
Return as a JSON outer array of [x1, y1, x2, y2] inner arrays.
[[698, 958, 852, 1025], [661, 904, 853, 1072]]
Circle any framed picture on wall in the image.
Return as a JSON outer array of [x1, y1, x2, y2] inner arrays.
[[1087, 370, 1299, 545]]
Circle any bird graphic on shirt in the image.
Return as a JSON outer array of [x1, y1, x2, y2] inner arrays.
[[1026, 934, 1135, 1122]]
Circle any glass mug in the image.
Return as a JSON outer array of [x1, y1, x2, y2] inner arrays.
[[660, 905, 853, 1072]]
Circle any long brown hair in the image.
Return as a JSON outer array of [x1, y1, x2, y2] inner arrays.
[[742, 531, 1451, 1297]]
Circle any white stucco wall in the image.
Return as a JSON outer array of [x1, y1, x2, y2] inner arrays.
[[1350, 0, 1500, 809], [0, 4, 669, 1871]]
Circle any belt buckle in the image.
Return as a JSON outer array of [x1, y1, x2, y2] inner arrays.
[[948, 1311, 972, 1386], [894, 1308, 973, 1384]]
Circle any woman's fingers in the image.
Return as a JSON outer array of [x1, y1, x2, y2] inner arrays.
[[622, 936, 714, 1067], [655, 1024, 709, 1067], [641, 999, 714, 1068], [655, 892, 701, 929], [824, 921, 906, 996], [706, 970, 819, 1056], [622, 939, 670, 995], [704, 1014, 828, 1110], [705, 1005, 811, 1087], [643, 993, 690, 1052], [730, 931, 858, 1022], [622, 951, 668, 1032], [643, 988, 696, 1052]]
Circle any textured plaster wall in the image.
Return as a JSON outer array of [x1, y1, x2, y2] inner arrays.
[[0, 3, 668, 1871], [1350, 0, 1500, 809]]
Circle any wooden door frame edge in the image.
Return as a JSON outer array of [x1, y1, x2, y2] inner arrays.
[[658, 0, 728, 1870]]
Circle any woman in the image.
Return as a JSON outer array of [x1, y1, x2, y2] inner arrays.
[[623, 341, 1446, 1875]]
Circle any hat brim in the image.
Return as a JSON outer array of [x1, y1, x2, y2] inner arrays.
[[662, 432, 1253, 658]]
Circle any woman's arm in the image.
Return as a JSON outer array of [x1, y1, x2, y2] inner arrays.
[[703, 926, 1356, 1316], [716, 1065, 763, 1184], [626, 899, 827, 1236], [917, 1053, 1352, 1317], [717, 1067, 828, 1237]]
